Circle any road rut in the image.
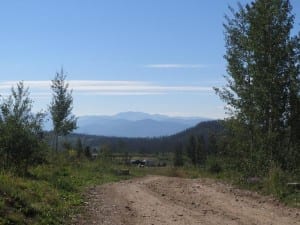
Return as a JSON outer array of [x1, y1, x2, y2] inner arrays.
[[73, 176, 300, 225]]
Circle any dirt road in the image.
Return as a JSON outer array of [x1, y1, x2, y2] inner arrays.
[[73, 176, 300, 225]]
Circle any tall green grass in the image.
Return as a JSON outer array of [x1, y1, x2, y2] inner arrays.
[[0, 153, 298, 225], [0, 155, 130, 225]]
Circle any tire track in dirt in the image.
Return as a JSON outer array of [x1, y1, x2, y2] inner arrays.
[[73, 176, 300, 225]]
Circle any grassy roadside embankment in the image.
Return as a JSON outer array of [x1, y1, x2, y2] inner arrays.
[[161, 156, 300, 208], [0, 155, 132, 225], [128, 154, 299, 208], [1, 154, 299, 225]]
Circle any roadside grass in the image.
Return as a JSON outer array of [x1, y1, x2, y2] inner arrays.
[[0, 156, 130, 225], [0, 170, 62, 225], [129, 155, 299, 208], [153, 156, 300, 208], [206, 161, 299, 208], [0, 153, 298, 225]]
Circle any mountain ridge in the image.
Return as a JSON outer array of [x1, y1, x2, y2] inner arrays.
[[65, 120, 223, 153], [75, 111, 211, 137]]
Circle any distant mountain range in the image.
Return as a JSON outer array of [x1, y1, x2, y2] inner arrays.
[[74, 112, 211, 137], [66, 120, 223, 153]]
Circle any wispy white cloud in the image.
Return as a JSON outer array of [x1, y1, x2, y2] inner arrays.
[[77, 92, 164, 96], [0, 81, 51, 90], [0, 80, 213, 97], [144, 64, 209, 69]]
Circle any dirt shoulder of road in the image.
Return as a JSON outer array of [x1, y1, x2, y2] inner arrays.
[[72, 175, 300, 225]]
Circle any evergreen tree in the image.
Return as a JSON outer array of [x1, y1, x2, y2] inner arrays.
[[174, 144, 184, 167], [215, 0, 300, 173], [84, 146, 92, 159], [196, 135, 206, 165], [187, 135, 197, 165], [207, 134, 218, 155], [75, 137, 84, 158], [50, 68, 77, 152], [186, 135, 206, 166]]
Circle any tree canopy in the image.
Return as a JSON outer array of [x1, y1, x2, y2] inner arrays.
[[50, 69, 77, 151], [215, 0, 300, 174], [0, 82, 45, 174]]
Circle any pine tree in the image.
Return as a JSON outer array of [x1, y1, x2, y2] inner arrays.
[[186, 135, 206, 166], [196, 135, 206, 165], [174, 144, 184, 167], [50, 68, 77, 152], [187, 135, 197, 165], [207, 134, 218, 155]]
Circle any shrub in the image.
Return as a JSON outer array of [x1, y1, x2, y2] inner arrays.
[[209, 162, 222, 174], [264, 164, 288, 199]]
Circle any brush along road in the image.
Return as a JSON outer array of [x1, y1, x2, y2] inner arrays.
[[73, 176, 300, 225]]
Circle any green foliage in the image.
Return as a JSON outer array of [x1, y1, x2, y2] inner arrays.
[[186, 135, 197, 165], [215, 0, 300, 174], [186, 135, 206, 166], [75, 138, 84, 158], [49, 68, 77, 151], [0, 82, 46, 174], [84, 146, 92, 159], [207, 133, 218, 154], [64, 120, 224, 154], [0, 153, 134, 225], [173, 144, 184, 167], [0, 171, 61, 225], [207, 161, 222, 174], [197, 136, 206, 165], [100, 144, 112, 161], [264, 164, 288, 199]]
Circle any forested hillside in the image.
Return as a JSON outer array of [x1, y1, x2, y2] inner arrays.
[[63, 120, 223, 153]]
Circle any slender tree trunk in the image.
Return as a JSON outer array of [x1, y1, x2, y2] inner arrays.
[[53, 132, 58, 152], [56, 134, 58, 152]]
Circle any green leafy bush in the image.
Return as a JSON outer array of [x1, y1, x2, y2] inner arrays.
[[264, 164, 288, 199]]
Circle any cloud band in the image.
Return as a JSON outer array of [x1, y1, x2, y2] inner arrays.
[[0, 80, 212, 97]]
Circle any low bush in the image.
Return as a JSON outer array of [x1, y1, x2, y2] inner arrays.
[[0, 154, 130, 225]]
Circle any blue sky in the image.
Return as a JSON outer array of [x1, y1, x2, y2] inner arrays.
[[0, 0, 299, 118]]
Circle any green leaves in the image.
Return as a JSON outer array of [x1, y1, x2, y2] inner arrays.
[[186, 135, 206, 166], [49, 69, 77, 151], [217, 0, 300, 173], [0, 82, 46, 174]]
